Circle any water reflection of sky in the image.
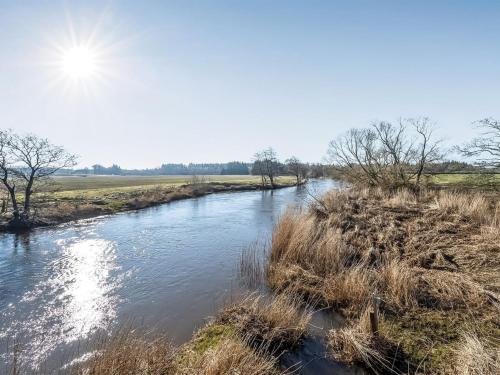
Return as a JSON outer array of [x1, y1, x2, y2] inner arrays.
[[1, 235, 120, 367]]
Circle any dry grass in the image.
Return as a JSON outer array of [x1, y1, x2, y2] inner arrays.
[[71, 329, 284, 375], [217, 292, 311, 352], [239, 242, 266, 288], [434, 190, 490, 223], [452, 331, 500, 375], [71, 330, 177, 375], [180, 337, 282, 375], [328, 327, 390, 373], [267, 187, 500, 373], [71, 293, 308, 375]]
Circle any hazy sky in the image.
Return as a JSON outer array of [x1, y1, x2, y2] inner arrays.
[[1, 1, 499, 168]]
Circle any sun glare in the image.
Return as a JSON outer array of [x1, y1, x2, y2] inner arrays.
[[61, 45, 98, 80]]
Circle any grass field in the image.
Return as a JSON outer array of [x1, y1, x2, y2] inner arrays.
[[43, 175, 295, 200], [430, 173, 500, 187], [50, 175, 271, 192]]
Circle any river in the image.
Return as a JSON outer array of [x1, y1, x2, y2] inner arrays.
[[0, 179, 354, 373]]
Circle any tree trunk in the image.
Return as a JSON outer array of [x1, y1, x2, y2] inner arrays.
[[24, 179, 34, 214], [7, 186, 19, 220]]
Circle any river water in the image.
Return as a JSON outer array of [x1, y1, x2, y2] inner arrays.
[[0, 179, 352, 373]]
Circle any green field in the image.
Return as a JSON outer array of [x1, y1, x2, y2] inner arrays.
[[430, 173, 500, 187]]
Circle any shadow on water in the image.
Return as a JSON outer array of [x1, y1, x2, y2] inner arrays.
[[280, 310, 366, 375]]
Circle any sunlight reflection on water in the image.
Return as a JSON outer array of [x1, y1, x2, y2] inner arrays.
[[3, 237, 120, 366]]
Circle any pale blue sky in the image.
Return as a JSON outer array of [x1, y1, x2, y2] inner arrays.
[[0, 1, 499, 168]]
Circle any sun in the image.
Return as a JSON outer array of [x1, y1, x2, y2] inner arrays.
[[60, 45, 98, 80]]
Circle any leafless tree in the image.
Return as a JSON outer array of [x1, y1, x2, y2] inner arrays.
[[285, 156, 304, 185], [455, 118, 500, 168], [327, 118, 441, 189], [0, 130, 77, 227], [0, 131, 19, 215], [253, 147, 279, 188], [252, 152, 267, 187]]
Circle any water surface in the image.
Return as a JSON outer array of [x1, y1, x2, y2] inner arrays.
[[0, 180, 342, 372]]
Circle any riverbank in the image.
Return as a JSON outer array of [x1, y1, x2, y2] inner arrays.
[[62, 293, 310, 374], [267, 187, 500, 374], [0, 176, 297, 232]]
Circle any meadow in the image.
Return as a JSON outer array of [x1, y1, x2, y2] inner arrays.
[[430, 173, 500, 188], [48, 175, 272, 192]]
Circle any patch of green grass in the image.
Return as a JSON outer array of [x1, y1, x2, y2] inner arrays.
[[430, 173, 500, 187], [175, 323, 236, 370], [190, 324, 236, 355], [105, 199, 127, 212], [380, 309, 500, 372]]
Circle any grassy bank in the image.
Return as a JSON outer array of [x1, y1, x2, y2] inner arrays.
[[0, 175, 296, 231], [267, 187, 500, 374], [67, 293, 310, 375]]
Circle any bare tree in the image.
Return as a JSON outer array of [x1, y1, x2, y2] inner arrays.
[[253, 147, 279, 188], [285, 156, 304, 185], [252, 152, 267, 187], [327, 118, 441, 189], [0, 131, 19, 216], [0, 130, 77, 227], [261, 147, 279, 188], [456, 118, 500, 168], [409, 118, 442, 185]]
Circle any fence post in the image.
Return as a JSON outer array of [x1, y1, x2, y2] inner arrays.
[[370, 295, 381, 335]]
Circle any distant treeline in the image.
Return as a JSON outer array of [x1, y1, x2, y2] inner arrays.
[[55, 160, 488, 178], [57, 162, 252, 176], [56, 161, 329, 178], [424, 160, 497, 174]]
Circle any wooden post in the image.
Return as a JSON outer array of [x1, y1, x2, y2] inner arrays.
[[370, 295, 381, 335]]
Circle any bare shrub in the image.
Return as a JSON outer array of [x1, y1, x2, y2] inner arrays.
[[327, 118, 441, 189], [187, 175, 208, 186]]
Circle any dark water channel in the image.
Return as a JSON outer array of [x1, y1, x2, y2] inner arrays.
[[0, 179, 363, 374]]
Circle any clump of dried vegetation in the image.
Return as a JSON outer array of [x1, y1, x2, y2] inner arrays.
[[70, 293, 309, 375], [267, 187, 500, 374], [71, 330, 177, 375]]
